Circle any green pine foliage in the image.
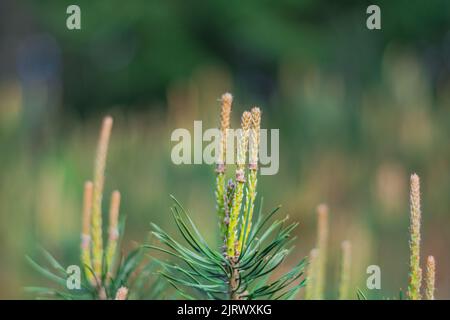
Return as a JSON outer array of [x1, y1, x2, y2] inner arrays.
[[25, 245, 164, 300], [26, 116, 164, 300], [148, 197, 306, 300], [148, 96, 306, 300]]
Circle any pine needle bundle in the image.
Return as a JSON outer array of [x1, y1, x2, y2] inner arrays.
[[26, 117, 164, 300], [149, 93, 306, 300]]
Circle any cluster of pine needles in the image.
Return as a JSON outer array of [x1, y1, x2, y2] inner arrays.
[[26, 92, 437, 300], [26, 117, 164, 300], [149, 93, 306, 300], [304, 174, 436, 300]]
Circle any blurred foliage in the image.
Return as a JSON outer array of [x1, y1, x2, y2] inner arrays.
[[22, 0, 450, 114], [0, 0, 449, 299]]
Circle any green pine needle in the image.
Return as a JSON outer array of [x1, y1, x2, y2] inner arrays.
[[148, 196, 306, 300]]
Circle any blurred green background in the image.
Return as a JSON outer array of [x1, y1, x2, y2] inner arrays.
[[1, 0, 450, 299]]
